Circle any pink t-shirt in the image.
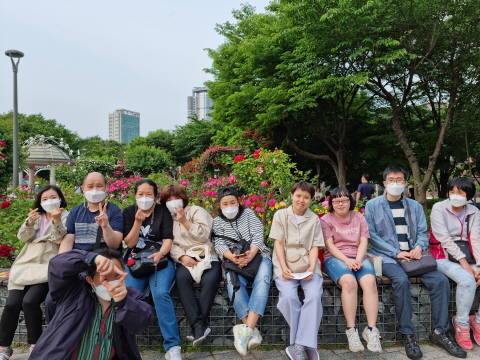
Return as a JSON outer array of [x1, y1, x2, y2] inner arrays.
[[320, 211, 370, 259], [35, 213, 52, 240]]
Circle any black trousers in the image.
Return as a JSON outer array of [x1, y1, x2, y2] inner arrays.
[[175, 261, 222, 329], [0, 283, 49, 345]]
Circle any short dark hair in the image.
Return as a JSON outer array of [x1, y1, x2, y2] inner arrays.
[[86, 247, 124, 278], [291, 181, 314, 199], [362, 173, 370, 181], [160, 184, 189, 208], [33, 185, 68, 214], [383, 165, 408, 181], [134, 178, 158, 198], [328, 187, 355, 213], [448, 177, 476, 201]]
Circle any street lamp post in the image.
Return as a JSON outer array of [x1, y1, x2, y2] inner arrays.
[[5, 49, 24, 188]]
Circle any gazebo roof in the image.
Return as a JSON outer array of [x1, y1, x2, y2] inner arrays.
[[25, 144, 76, 166]]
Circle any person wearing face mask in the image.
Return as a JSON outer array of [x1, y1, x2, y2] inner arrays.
[[321, 187, 381, 354], [44, 172, 124, 324], [0, 185, 68, 359], [212, 186, 272, 357], [269, 182, 324, 360], [429, 177, 480, 351], [29, 247, 154, 360], [161, 184, 221, 347], [365, 165, 466, 359], [123, 179, 182, 360]]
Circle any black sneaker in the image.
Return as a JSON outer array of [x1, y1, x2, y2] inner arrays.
[[403, 334, 423, 360], [192, 326, 211, 347], [430, 331, 467, 358]]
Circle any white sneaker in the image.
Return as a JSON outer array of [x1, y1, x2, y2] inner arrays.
[[346, 328, 364, 352], [248, 327, 262, 350], [165, 345, 182, 360], [362, 327, 382, 353], [233, 324, 253, 356], [0, 346, 13, 360]]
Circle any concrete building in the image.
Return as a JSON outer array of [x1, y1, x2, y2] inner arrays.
[[187, 87, 213, 121], [108, 109, 140, 144]]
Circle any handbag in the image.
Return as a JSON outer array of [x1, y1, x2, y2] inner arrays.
[[128, 241, 168, 279], [448, 217, 475, 264], [397, 200, 437, 276], [284, 213, 310, 273]]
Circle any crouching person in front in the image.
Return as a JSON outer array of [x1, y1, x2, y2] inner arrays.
[[30, 248, 154, 360]]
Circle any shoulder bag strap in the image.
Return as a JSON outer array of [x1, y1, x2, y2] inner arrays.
[[404, 199, 416, 244], [94, 226, 103, 250]]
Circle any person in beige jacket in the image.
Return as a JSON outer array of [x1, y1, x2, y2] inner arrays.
[[161, 185, 221, 347], [0, 185, 68, 359]]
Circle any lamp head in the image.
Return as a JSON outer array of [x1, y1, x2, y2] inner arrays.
[[5, 50, 24, 58]]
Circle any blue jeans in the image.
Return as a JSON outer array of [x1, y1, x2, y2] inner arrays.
[[436, 259, 480, 327], [226, 256, 272, 320], [125, 260, 180, 351], [324, 257, 375, 285], [382, 262, 450, 335]]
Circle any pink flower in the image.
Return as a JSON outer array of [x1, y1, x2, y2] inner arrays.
[[207, 192, 212, 197], [180, 180, 189, 187], [228, 174, 236, 184], [234, 154, 244, 163], [0, 141, 5, 147], [244, 200, 252, 206], [23, 195, 28, 198], [255, 207, 262, 213], [360, 207, 365, 212], [261, 181, 268, 187], [253, 149, 261, 159], [256, 166, 263, 174], [212, 192, 217, 197], [268, 198, 276, 207], [251, 194, 257, 202], [273, 159, 277, 164]]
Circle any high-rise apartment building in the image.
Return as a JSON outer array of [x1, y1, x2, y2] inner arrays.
[[187, 87, 213, 121], [108, 109, 140, 144]]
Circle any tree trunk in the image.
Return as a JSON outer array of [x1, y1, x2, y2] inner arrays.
[[438, 170, 450, 199]]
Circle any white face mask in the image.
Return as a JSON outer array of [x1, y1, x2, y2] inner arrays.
[[41, 198, 61, 213], [84, 190, 106, 203], [136, 196, 155, 210], [93, 280, 118, 302], [222, 206, 239, 219], [166, 199, 183, 213], [386, 182, 405, 197], [449, 194, 468, 207]]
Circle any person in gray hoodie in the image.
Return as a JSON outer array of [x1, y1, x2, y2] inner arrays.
[[430, 177, 480, 351]]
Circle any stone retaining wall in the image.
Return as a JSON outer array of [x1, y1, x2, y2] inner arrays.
[[0, 275, 473, 347]]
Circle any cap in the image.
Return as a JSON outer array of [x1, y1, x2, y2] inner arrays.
[[217, 186, 239, 202]]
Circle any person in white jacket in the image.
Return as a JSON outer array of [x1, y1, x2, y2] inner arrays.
[[162, 184, 221, 347], [0, 185, 68, 359], [430, 177, 480, 351]]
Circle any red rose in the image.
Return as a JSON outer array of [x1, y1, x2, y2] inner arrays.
[[234, 154, 244, 163], [0, 245, 13, 258], [0, 201, 11, 209], [253, 149, 261, 159], [0, 141, 5, 147]]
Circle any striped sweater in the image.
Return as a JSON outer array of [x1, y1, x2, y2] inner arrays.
[[212, 207, 271, 260]]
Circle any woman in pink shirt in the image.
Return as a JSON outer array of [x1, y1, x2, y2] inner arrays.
[[320, 187, 381, 353]]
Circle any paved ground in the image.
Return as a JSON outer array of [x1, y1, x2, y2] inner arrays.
[[9, 344, 480, 359]]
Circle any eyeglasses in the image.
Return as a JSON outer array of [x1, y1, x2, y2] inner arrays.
[[332, 199, 350, 205]]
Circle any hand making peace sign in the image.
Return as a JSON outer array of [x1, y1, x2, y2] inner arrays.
[[95, 203, 109, 228]]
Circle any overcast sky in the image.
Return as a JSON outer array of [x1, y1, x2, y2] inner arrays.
[[0, 1, 271, 140]]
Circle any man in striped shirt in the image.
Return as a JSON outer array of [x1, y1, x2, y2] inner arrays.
[[30, 248, 154, 360], [365, 165, 466, 360]]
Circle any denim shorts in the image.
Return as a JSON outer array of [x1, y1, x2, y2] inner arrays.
[[324, 256, 375, 286]]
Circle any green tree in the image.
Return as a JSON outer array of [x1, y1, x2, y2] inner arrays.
[[129, 129, 175, 153], [124, 145, 172, 176], [77, 136, 126, 162], [279, 0, 480, 206], [171, 119, 218, 165]]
